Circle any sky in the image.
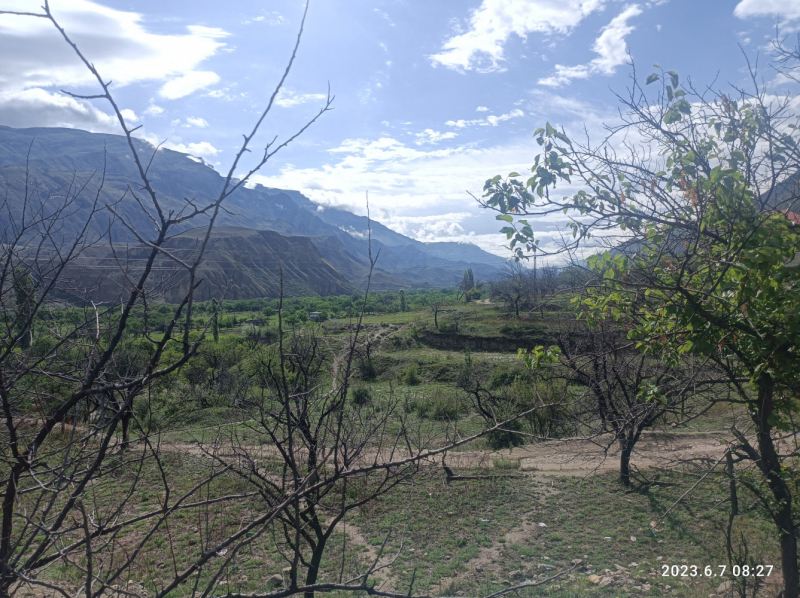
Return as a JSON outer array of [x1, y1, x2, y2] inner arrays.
[[0, 0, 799, 258]]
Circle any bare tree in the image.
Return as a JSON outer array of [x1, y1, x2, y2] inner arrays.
[[489, 262, 532, 317], [547, 321, 723, 487], [0, 2, 332, 596]]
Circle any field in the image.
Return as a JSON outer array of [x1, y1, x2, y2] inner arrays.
[[7, 293, 783, 598]]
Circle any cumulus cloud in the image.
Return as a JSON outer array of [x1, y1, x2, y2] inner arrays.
[[476, 106, 490, 112], [0, 0, 227, 95], [430, 0, 607, 72], [184, 117, 209, 128], [159, 71, 220, 100], [143, 103, 164, 116], [538, 4, 642, 87], [414, 129, 459, 145], [445, 108, 524, 128], [734, 0, 800, 21], [274, 88, 327, 108], [0, 88, 125, 132]]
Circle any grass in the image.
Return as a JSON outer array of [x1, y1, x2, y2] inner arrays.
[[11, 295, 781, 598]]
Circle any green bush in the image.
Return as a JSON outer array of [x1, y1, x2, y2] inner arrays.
[[350, 384, 372, 406], [485, 417, 525, 450], [399, 364, 420, 386], [488, 365, 527, 389], [358, 356, 378, 381], [409, 388, 464, 420]]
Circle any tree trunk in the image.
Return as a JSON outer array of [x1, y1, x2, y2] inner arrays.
[[619, 437, 633, 487], [303, 543, 325, 598], [754, 375, 798, 598], [0, 462, 24, 597]]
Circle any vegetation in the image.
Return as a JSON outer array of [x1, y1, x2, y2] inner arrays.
[[1, 4, 798, 598]]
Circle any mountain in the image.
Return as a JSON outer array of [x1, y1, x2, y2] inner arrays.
[[0, 125, 504, 297], [50, 227, 351, 303]]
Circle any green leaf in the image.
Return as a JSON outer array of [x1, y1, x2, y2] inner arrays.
[[508, 171, 520, 177], [496, 214, 513, 222], [646, 73, 660, 85], [668, 70, 679, 89]]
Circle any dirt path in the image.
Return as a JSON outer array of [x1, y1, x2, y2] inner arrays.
[[160, 430, 730, 479]]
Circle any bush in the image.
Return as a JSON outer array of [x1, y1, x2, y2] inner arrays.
[[409, 388, 463, 420], [358, 356, 378, 381], [485, 417, 525, 450], [350, 384, 372, 406], [399, 364, 420, 386], [488, 364, 528, 389]]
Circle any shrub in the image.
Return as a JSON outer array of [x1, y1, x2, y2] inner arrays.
[[358, 356, 378, 381], [485, 418, 525, 450], [399, 364, 420, 386], [350, 384, 372, 406], [409, 388, 464, 420]]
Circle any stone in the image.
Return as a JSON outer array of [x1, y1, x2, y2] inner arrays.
[[267, 574, 283, 587], [717, 580, 733, 594], [588, 575, 602, 584], [598, 576, 614, 588]]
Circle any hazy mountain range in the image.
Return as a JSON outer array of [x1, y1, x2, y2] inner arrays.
[[0, 125, 505, 300]]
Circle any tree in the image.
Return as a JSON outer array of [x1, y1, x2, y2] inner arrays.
[[543, 320, 720, 486], [399, 289, 406, 312], [489, 262, 533, 317], [480, 55, 800, 596], [0, 2, 332, 596], [12, 268, 34, 351], [428, 292, 448, 328], [211, 297, 220, 342]]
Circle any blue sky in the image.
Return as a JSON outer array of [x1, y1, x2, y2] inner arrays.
[[0, 0, 798, 257]]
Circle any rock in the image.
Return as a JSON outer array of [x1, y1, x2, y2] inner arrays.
[[717, 580, 733, 593], [510, 570, 524, 580], [571, 559, 583, 566], [588, 575, 602, 584], [267, 574, 283, 587], [501, 580, 511, 586], [282, 567, 293, 574], [598, 576, 614, 588], [537, 522, 547, 527]]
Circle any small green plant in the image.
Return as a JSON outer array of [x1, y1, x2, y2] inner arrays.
[[399, 364, 421, 386], [359, 356, 378, 381], [350, 384, 372, 406], [493, 458, 521, 470]]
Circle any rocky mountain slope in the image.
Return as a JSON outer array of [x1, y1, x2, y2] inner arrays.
[[0, 125, 504, 298]]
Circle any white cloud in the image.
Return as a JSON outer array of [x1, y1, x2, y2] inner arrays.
[[274, 88, 327, 108], [445, 108, 524, 128], [143, 103, 164, 116], [430, 0, 607, 72], [159, 71, 220, 100], [0, 0, 228, 94], [414, 129, 459, 145], [0, 88, 125, 132], [538, 4, 642, 87], [476, 106, 490, 112], [163, 141, 220, 158], [184, 116, 209, 128], [120, 108, 138, 123], [734, 0, 800, 21]]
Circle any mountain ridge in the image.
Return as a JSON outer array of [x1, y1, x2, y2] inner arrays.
[[0, 125, 504, 297]]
